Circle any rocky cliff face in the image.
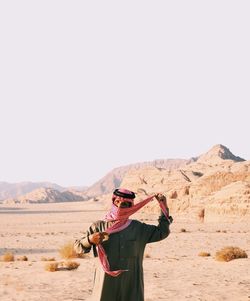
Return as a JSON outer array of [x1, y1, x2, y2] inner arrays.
[[204, 181, 250, 222], [118, 145, 249, 222], [3, 187, 86, 204], [85, 159, 189, 197]]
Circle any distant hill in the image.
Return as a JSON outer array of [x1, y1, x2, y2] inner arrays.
[[85, 159, 189, 197], [3, 187, 87, 204], [0, 181, 65, 200]]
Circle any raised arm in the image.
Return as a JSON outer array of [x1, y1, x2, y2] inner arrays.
[[141, 193, 172, 244]]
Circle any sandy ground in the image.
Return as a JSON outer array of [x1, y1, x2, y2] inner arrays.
[[0, 201, 250, 301]]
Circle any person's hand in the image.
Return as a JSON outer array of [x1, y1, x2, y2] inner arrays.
[[154, 193, 169, 214], [154, 193, 167, 203], [88, 232, 109, 245]]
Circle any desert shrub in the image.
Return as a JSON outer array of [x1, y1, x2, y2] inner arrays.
[[198, 252, 210, 257], [41, 257, 56, 261], [1, 252, 14, 262], [44, 260, 80, 272], [59, 242, 84, 259], [45, 262, 59, 272], [180, 228, 186, 233], [215, 246, 248, 262], [62, 260, 80, 270], [17, 255, 28, 261], [144, 253, 151, 258]]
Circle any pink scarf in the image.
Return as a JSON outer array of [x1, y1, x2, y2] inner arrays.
[[97, 195, 169, 277]]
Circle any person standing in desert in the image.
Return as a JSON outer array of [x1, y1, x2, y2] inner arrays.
[[74, 188, 173, 301]]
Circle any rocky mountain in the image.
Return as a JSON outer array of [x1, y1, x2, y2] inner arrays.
[[3, 187, 87, 204], [0, 181, 65, 200], [2, 144, 249, 222], [85, 159, 189, 197], [117, 144, 250, 222], [196, 144, 245, 163]]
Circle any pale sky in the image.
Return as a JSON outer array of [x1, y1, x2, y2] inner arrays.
[[0, 1, 249, 187]]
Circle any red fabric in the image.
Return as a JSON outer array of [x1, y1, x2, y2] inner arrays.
[[97, 195, 169, 276]]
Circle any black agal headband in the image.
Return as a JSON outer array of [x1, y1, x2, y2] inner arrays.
[[113, 189, 136, 199]]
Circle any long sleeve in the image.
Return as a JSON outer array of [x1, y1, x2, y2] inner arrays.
[[74, 220, 111, 257], [74, 223, 97, 256], [141, 212, 171, 244]]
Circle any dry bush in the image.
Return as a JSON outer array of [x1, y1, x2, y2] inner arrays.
[[17, 256, 28, 261], [1, 252, 15, 262], [44, 260, 80, 272], [59, 242, 84, 259], [198, 252, 211, 257], [144, 253, 151, 258], [62, 260, 80, 270], [180, 228, 186, 233], [45, 262, 59, 272], [41, 257, 56, 261], [215, 246, 248, 262]]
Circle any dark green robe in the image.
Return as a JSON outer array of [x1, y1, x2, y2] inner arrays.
[[74, 214, 170, 301]]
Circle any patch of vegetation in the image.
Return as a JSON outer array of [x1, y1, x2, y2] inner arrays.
[[45, 260, 80, 272], [59, 242, 85, 259], [215, 246, 248, 262], [1, 252, 14, 262], [17, 255, 28, 261], [45, 262, 59, 272], [62, 260, 80, 270]]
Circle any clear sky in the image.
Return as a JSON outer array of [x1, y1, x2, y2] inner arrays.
[[0, 1, 249, 187]]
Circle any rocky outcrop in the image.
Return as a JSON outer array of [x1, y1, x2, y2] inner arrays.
[[3, 188, 86, 204], [205, 181, 250, 222], [85, 159, 189, 197], [0, 182, 65, 200], [117, 145, 250, 222]]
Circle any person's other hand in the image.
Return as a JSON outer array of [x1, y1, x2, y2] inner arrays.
[[154, 193, 169, 213], [88, 232, 109, 245], [154, 193, 166, 203]]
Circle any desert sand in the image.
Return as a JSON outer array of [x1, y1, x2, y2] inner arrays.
[[0, 200, 249, 301]]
